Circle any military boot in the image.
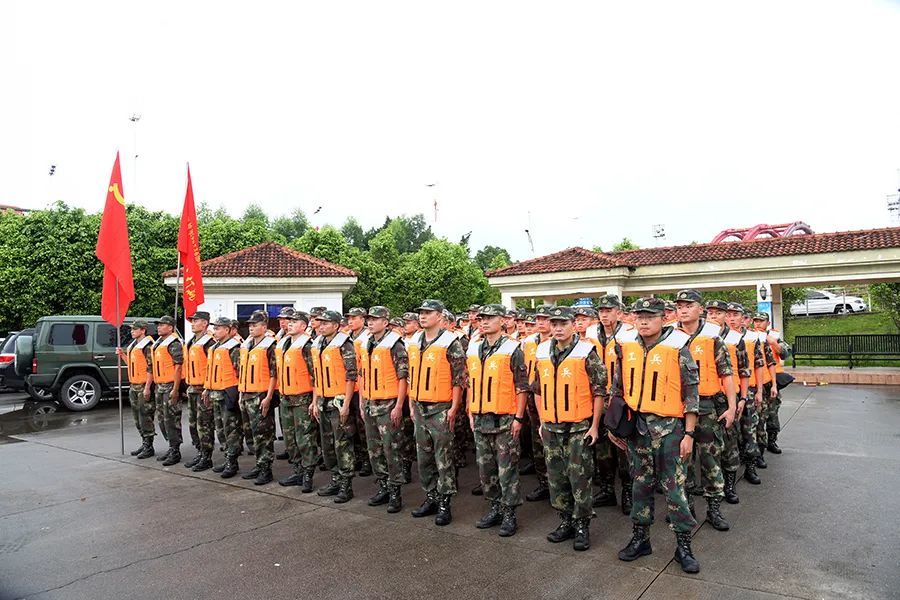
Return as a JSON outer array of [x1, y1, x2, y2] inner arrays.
[[241, 466, 261, 480], [767, 431, 782, 454], [498, 506, 518, 537], [755, 444, 767, 469], [674, 531, 700, 573], [706, 497, 730, 531], [184, 453, 202, 469], [136, 444, 155, 459], [723, 470, 739, 504], [162, 448, 181, 467], [368, 481, 390, 506], [592, 478, 617, 507], [220, 458, 239, 479], [411, 492, 438, 518], [192, 454, 213, 472], [300, 467, 316, 493], [547, 512, 575, 543], [130, 443, 145, 456], [254, 467, 273, 486], [471, 484, 483, 496], [278, 465, 303, 487], [357, 460, 373, 478], [212, 460, 227, 473], [317, 474, 341, 496], [334, 477, 354, 503], [275, 451, 289, 460], [434, 495, 452, 526], [742, 460, 761, 485], [618, 524, 652, 561], [526, 481, 550, 502], [621, 484, 633, 515], [573, 517, 591, 551], [387, 485, 403, 513], [156, 448, 172, 462], [476, 501, 503, 529]]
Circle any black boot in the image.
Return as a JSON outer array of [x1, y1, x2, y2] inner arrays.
[[743, 461, 761, 485], [434, 495, 452, 526], [412, 492, 438, 518], [592, 479, 617, 507], [212, 460, 227, 473], [767, 432, 782, 454], [130, 443, 145, 456], [136, 444, 155, 460], [402, 460, 412, 484], [275, 451, 289, 460], [471, 484, 483, 496], [278, 466, 303, 487], [241, 466, 261, 480], [547, 512, 575, 543], [621, 484, 633, 515], [573, 517, 591, 551], [156, 448, 172, 462], [674, 531, 700, 573], [334, 477, 354, 503], [499, 506, 518, 537], [162, 448, 181, 467], [756, 444, 767, 469], [705, 497, 730, 531], [526, 482, 550, 502], [192, 454, 213, 472], [618, 524, 652, 561], [317, 475, 341, 496], [476, 501, 503, 529], [220, 458, 239, 479], [300, 468, 316, 493], [723, 471, 739, 504], [368, 481, 390, 506], [254, 467, 273, 485], [387, 485, 403, 513], [357, 460, 373, 478], [184, 453, 202, 469]]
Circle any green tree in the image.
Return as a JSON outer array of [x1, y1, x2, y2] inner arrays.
[[613, 238, 640, 251], [475, 245, 511, 271], [395, 240, 490, 312], [870, 284, 900, 329], [341, 217, 368, 250], [271, 208, 309, 242]]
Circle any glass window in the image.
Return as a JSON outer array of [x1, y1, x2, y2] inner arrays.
[[48, 324, 89, 346], [236, 303, 265, 321], [267, 303, 294, 318], [95, 324, 131, 348]]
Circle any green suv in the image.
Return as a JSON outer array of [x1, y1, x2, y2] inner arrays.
[[15, 316, 159, 411]]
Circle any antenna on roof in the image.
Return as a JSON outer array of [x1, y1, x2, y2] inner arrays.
[[652, 224, 666, 245]]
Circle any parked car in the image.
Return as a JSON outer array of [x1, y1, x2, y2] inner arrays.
[[15, 316, 158, 411], [0, 329, 51, 400], [789, 290, 868, 316]]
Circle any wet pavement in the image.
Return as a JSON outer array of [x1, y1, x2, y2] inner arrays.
[[0, 385, 898, 600]]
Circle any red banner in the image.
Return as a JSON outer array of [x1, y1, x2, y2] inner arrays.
[[177, 166, 204, 317], [95, 152, 135, 326]]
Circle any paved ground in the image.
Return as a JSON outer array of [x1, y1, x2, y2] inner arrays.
[[1, 385, 898, 600]]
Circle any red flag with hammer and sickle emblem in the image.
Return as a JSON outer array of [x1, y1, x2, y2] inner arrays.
[[177, 165, 205, 317], [95, 152, 135, 326]]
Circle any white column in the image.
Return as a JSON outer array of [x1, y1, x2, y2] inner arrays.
[[771, 284, 784, 332], [501, 292, 515, 309]]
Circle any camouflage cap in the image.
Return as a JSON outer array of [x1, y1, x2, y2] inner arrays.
[[158, 315, 176, 326], [478, 304, 507, 317], [573, 306, 597, 318], [317, 310, 343, 323], [505, 309, 518, 318], [597, 295, 622, 309], [726, 302, 744, 313], [456, 313, 468, 321], [189, 311, 211, 321], [247, 310, 268, 324], [130, 320, 149, 329], [402, 312, 420, 322], [389, 317, 404, 328], [664, 302, 676, 312], [345, 307, 368, 318], [705, 300, 729, 311], [752, 312, 771, 321], [288, 311, 310, 323], [417, 299, 446, 313], [212, 316, 232, 328], [515, 309, 529, 320], [524, 313, 536, 323], [632, 297, 666, 314], [277, 307, 296, 319], [442, 309, 455, 322], [367, 306, 390, 319], [309, 306, 327, 318], [548, 306, 575, 321], [535, 304, 555, 317], [467, 304, 481, 312], [675, 289, 703, 303]]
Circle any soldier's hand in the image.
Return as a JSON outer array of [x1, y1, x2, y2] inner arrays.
[[447, 407, 458, 432], [390, 405, 402, 427], [511, 419, 522, 441], [339, 404, 350, 425], [608, 431, 627, 451], [169, 391, 180, 406], [736, 399, 746, 421], [261, 396, 271, 417], [468, 413, 474, 432], [770, 386, 778, 400], [718, 410, 735, 430], [115, 347, 125, 359], [583, 426, 599, 446], [679, 435, 694, 460], [143, 387, 152, 400], [309, 401, 319, 422]]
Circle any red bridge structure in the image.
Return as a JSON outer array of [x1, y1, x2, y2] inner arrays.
[[711, 221, 813, 244]]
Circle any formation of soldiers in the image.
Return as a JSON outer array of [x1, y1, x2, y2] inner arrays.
[[120, 289, 791, 574]]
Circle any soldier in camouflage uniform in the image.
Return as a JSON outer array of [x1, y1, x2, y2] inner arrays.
[[444, 309, 473, 476], [677, 292, 734, 532], [753, 313, 791, 456], [310, 310, 359, 503], [346, 307, 373, 477], [275, 311, 320, 492], [522, 304, 553, 503], [751, 315, 779, 470], [152, 316, 185, 467], [408, 299, 468, 526], [119, 321, 156, 459], [532, 306, 606, 551], [358, 306, 409, 513], [612, 297, 700, 574], [183, 311, 216, 471], [398, 312, 421, 481], [734, 307, 766, 485], [467, 304, 530, 536], [206, 318, 244, 479], [228, 320, 255, 456], [237, 310, 278, 485]]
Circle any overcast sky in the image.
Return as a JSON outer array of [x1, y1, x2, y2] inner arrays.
[[3, 1, 900, 261]]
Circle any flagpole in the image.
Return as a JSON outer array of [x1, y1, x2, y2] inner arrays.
[[174, 255, 181, 327], [116, 285, 124, 455]]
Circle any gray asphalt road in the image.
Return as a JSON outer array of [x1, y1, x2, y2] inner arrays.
[[1, 385, 898, 600]]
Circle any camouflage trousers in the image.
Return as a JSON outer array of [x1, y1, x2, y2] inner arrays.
[[155, 383, 182, 448], [210, 391, 244, 460], [191, 390, 215, 456], [281, 394, 319, 469], [594, 424, 632, 487], [543, 422, 594, 519], [350, 393, 369, 466], [213, 399, 226, 447], [525, 393, 547, 485], [453, 401, 473, 468], [240, 395, 254, 450], [186, 389, 200, 450], [412, 401, 457, 496], [740, 388, 761, 462], [473, 416, 522, 507], [766, 389, 782, 436], [687, 409, 725, 499], [363, 398, 405, 487], [240, 393, 276, 470], [400, 412, 416, 468], [318, 396, 356, 479], [129, 384, 155, 443], [627, 422, 697, 534], [756, 383, 773, 447], [715, 397, 740, 473]]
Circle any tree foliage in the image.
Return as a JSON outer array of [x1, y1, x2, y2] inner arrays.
[[871, 284, 900, 329], [475, 245, 512, 271], [612, 237, 640, 251]]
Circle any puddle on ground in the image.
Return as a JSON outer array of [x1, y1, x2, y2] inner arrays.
[[0, 401, 108, 443]]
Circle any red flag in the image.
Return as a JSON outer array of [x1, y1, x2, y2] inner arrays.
[[95, 152, 135, 326], [177, 166, 204, 317]]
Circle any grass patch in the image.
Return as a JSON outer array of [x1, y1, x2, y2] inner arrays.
[[784, 312, 900, 367]]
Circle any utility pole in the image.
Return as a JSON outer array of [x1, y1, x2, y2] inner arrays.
[[129, 114, 141, 202]]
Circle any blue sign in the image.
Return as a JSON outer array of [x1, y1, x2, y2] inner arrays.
[[573, 297, 593, 307], [757, 301, 773, 321]]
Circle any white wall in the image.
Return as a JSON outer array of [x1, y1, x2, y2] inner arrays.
[[183, 291, 345, 330]]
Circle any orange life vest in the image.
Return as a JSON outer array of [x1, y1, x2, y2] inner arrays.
[[407, 330, 456, 402], [127, 336, 153, 385], [311, 332, 351, 397], [152, 334, 181, 384], [743, 330, 760, 388], [358, 331, 402, 401], [534, 339, 595, 424], [522, 333, 541, 384], [620, 329, 690, 418], [768, 329, 785, 374], [275, 334, 313, 396], [185, 334, 212, 386], [722, 328, 744, 391], [238, 336, 275, 393], [351, 330, 370, 394], [206, 339, 239, 390], [756, 331, 774, 384], [684, 321, 724, 397], [467, 338, 520, 415]]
